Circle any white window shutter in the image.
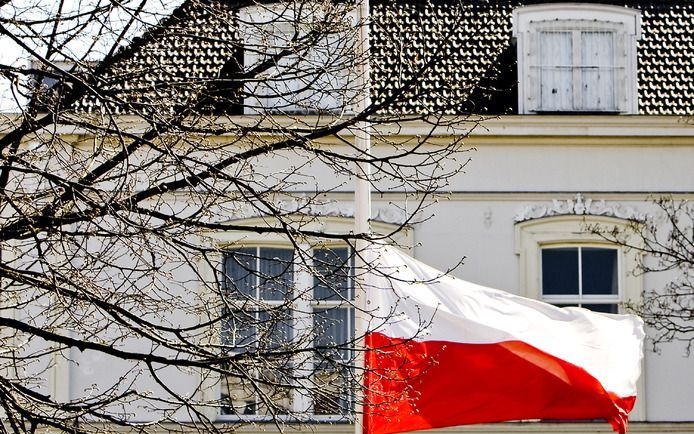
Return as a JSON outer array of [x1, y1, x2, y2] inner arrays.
[[580, 31, 615, 111], [539, 31, 573, 111], [525, 31, 539, 112], [612, 30, 629, 113]]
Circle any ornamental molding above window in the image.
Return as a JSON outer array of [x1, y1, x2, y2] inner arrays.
[[513, 3, 642, 114], [224, 198, 409, 225], [514, 193, 645, 222]]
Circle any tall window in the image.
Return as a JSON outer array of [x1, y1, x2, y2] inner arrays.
[[513, 4, 641, 114], [312, 247, 354, 415], [541, 246, 619, 313], [220, 246, 354, 419]]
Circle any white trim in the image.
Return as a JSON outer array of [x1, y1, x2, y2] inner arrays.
[[14, 115, 694, 138], [512, 4, 641, 37], [514, 193, 646, 222], [513, 3, 641, 114], [205, 216, 413, 249], [63, 422, 694, 434]]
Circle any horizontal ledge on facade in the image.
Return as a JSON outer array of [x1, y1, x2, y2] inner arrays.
[[197, 191, 693, 200], [393, 116, 694, 139], [39, 421, 694, 434], [230, 421, 694, 434], [8, 115, 693, 139]]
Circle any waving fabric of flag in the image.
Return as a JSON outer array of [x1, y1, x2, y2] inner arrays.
[[364, 246, 644, 434]]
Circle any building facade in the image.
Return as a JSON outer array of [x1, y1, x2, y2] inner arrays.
[[1, 0, 693, 433]]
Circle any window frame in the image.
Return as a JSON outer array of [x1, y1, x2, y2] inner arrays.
[[220, 243, 355, 420], [197, 216, 413, 422], [513, 3, 641, 115], [540, 244, 621, 312], [514, 214, 646, 420]]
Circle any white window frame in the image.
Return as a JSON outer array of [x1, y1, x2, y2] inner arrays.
[[219, 243, 354, 419], [513, 3, 641, 114], [514, 214, 646, 421], [540, 244, 621, 311], [197, 216, 413, 422]]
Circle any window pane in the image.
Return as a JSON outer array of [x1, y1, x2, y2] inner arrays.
[[256, 368, 293, 415], [582, 248, 618, 295], [540, 31, 573, 111], [225, 248, 256, 297], [221, 374, 257, 415], [313, 308, 353, 415], [314, 308, 351, 359], [258, 248, 294, 300], [220, 309, 293, 416], [258, 309, 293, 350], [582, 303, 619, 314], [312, 363, 351, 416], [581, 31, 615, 110], [221, 366, 293, 416], [313, 248, 352, 301], [221, 309, 256, 349], [542, 248, 579, 295], [222, 309, 292, 351]]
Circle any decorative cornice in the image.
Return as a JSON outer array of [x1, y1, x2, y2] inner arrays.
[[228, 197, 409, 225], [514, 193, 646, 222]]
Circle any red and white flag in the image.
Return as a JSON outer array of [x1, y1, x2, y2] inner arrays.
[[364, 246, 644, 434]]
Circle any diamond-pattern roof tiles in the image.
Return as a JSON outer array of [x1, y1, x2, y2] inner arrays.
[[79, 0, 693, 116]]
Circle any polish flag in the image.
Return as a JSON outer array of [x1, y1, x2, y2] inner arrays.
[[364, 246, 644, 434]]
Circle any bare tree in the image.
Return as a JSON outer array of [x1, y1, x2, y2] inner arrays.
[[0, 0, 489, 432], [591, 198, 694, 352]]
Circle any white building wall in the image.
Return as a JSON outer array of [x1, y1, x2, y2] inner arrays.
[[15, 115, 693, 428]]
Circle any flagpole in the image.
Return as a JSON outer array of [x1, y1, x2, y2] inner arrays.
[[353, 0, 371, 433]]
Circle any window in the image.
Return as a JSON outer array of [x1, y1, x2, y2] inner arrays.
[[541, 246, 619, 313], [239, 2, 359, 114], [220, 245, 354, 419], [513, 4, 641, 114], [200, 216, 412, 420]]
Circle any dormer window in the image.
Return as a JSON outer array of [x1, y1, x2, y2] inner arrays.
[[513, 4, 641, 114], [239, 2, 358, 115]]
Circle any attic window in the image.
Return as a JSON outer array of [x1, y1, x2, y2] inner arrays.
[[239, 2, 359, 115], [513, 4, 641, 114]]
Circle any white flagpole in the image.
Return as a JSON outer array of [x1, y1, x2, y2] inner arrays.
[[353, 0, 371, 433]]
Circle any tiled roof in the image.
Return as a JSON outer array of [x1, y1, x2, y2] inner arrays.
[[75, 1, 241, 114], [372, 0, 694, 115], [78, 0, 693, 116]]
